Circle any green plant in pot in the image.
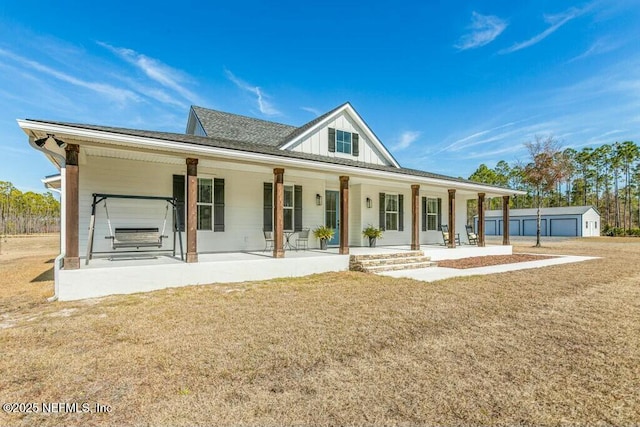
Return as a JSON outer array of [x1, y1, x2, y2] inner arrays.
[[313, 225, 335, 250], [362, 225, 383, 247]]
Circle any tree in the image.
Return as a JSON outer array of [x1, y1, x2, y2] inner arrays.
[[521, 136, 570, 247]]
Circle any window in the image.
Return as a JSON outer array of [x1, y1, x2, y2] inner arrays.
[[263, 183, 303, 232], [336, 130, 352, 154], [427, 198, 439, 231], [197, 178, 213, 230], [197, 178, 225, 231], [385, 194, 399, 231], [379, 193, 403, 231], [284, 185, 294, 231]]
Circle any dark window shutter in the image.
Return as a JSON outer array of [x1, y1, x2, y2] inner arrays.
[[379, 192, 385, 230], [294, 185, 303, 232], [328, 127, 336, 152], [213, 178, 225, 232], [437, 198, 442, 230], [352, 133, 359, 156], [421, 197, 426, 232], [398, 194, 404, 231], [172, 175, 185, 232], [263, 182, 273, 232]]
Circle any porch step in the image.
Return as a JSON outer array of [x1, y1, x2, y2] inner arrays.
[[349, 251, 436, 273]]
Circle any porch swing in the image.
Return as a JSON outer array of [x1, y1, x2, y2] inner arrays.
[[85, 193, 184, 265]]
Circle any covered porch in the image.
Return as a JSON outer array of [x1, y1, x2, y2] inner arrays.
[[56, 242, 511, 300]]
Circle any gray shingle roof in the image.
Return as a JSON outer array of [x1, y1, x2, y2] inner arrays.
[[191, 106, 296, 146], [276, 102, 348, 147], [480, 206, 598, 217], [27, 119, 516, 193]]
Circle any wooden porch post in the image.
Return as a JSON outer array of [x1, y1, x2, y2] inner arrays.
[[411, 184, 420, 250], [448, 189, 456, 248], [478, 193, 486, 247], [186, 158, 199, 263], [339, 176, 349, 255], [502, 195, 510, 245], [64, 144, 80, 270], [273, 168, 285, 258]]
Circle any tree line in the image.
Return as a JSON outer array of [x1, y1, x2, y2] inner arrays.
[[468, 138, 640, 236], [0, 181, 60, 235]]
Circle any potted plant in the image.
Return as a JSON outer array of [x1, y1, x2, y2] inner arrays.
[[362, 225, 383, 247], [313, 225, 334, 250]]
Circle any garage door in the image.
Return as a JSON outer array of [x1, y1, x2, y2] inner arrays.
[[497, 220, 521, 236], [523, 219, 546, 236], [550, 218, 578, 236], [485, 220, 497, 235]]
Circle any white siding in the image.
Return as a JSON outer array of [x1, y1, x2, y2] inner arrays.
[[79, 156, 181, 257], [78, 156, 337, 256], [349, 184, 362, 247], [288, 112, 392, 166]]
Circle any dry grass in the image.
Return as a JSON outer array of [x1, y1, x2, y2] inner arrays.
[[0, 235, 639, 426]]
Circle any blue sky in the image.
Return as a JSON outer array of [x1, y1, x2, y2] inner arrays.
[[1, 0, 639, 192]]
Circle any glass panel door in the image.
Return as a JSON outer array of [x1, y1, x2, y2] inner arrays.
[[325, 190, 340, 246]]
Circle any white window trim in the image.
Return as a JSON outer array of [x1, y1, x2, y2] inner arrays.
[[197, 177, 213, 231], [284, 184, 295, 232], [385, 193, 399, 232], [426, 197, 438, 231], [335, 129, 352, 155]]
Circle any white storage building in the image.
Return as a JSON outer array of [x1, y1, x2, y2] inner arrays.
[[475, 206, 600, 237]]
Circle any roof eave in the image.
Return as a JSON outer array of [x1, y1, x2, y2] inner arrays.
[[18, 119, 521, 196]]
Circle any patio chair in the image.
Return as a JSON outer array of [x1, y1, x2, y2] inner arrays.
[[441, 224, 460, 246], [465, 225, 478, 245], [263, 230, 274, 252], [296, 229, 310, 251]]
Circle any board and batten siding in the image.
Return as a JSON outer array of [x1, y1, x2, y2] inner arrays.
[[77, 156, 337, 255], [288, 112, 391, 166], [78, 156, 181, 256]]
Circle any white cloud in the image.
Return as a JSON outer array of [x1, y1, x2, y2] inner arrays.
[[499, 7, 586, 54], [569, 37, 623, 62], [301, 106, 321, 116], [393, 131, 421, 150], [98, 42, 200, 104], [455, 12, 508, 50], [225, 69, 281, 116], [0, 47, 139, 104]]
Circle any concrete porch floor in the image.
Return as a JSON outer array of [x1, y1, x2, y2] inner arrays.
[[58, 244, 512, 301], [81, 243, 512, 269]]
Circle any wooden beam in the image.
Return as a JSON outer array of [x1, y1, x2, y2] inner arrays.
[[339, 176, 349, 255], [411, 184, 420, 250], [273, 168, 285, 258], [448, 189, 456, 249], [502, 195, 510, 245], [64, 144, 80, 270], [478, 193, 486, 247], [186, 158, 198, 263]]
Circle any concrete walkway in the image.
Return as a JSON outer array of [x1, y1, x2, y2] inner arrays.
[[379, 254, 599, 282]]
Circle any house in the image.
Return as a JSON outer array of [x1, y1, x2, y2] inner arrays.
[[19, 102, 524, 300], [475, 206, 600, 237]]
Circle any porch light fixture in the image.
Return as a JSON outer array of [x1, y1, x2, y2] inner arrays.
[[33, 133, 67, 148], [34, 134, 52, 147], [366, 197, 372, 208], [316, 193, 322, 205], [53, 136, 67, 148]]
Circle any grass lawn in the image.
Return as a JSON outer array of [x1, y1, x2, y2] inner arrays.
[[0, 235, 639, 426]]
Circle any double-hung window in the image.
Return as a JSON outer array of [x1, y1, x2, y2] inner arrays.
[[197, 178, 213, 230], [284, 185, 294, 231], [427, 198, 438, 231], [336, 130, 352, 154], [385, 194, 399, 231], [197, 178, 225, 231]]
